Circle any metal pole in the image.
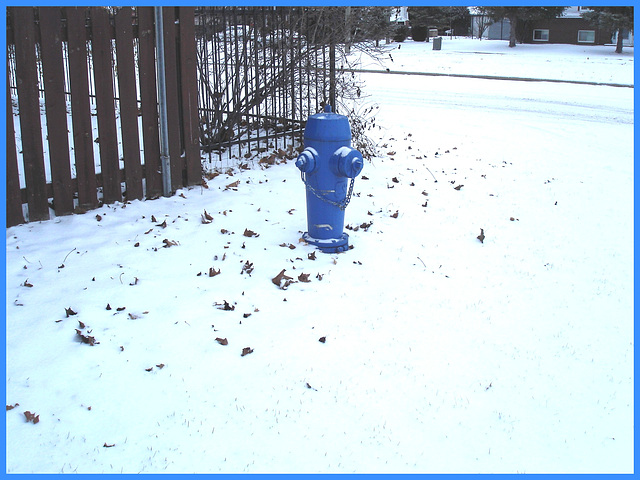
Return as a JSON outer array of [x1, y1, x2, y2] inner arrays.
[[154, 7, 171, 196]]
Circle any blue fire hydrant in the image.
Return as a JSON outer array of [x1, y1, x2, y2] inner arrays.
[[296, 105, 364, 253]]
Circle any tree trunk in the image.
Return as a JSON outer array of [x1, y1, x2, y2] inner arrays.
[[616, 27, 624, 53], [508, 14, 517, 47]]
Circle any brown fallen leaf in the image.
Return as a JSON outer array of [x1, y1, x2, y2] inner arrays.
[[103, 443, 115, 448], [225, 180, 240, 190], [319, 336, 326, 343], [241, 347, 254, 357], [477, 228, 485, 244], [454, 184, 464, 191], [209, 267, 221, 277], [6, 403, 19, 411], [243, 228, 259, 238], [272, 269, 295, 290], [76, 329, 99, 346], [162, 239, 178, 248], [65, 307, 77, 317], [298, 273, 311, 283], [24, 411, 39, 424], [215, 337, 228, 346], [215, 300, 235, 311], [156, 364, 165, 369], [156, 220, 167, 228], [390, 210, 399, 218], [202, 210, 214, 224]]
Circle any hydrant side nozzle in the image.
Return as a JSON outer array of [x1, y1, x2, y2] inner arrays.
[[330, 146, 364, 179], [296, 147, 318, 174]]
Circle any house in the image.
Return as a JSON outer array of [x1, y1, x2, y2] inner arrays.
[[523, 7, 610, 45], [469, 7, 627, 46], [390, 7, 409, 25]]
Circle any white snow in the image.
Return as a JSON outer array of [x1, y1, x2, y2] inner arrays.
[[5, 38, 634, 473]]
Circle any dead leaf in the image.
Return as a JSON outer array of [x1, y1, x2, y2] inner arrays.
[[21, 279, 33, 288], [216, 337, 228, 346], [454, 184, 464, 191], [387, 151, 396, 156], [116, 306, 126, 312], [225, 180, 240, 190], [308, 251, 316, 260], [76, 329, 99, 346], [24, 411, 39, 424], [144, 228, 153, 235], [298, 273, 311, 283], [209, 267, 221, 277], [156, 364, 165, 369], [151, 215, 157, 223], [162, 239, 178, 248], [145, 367, 153, 372], [477, 228, 485, 244], [241, 261, 254, 275], [272, 269, 295, 290], [65, 307, 77, 317], [202, 210, 214, 224], [215, 300, 235, 311], [243, 228, 259, 238], [156, 220, 167, 228], [319, 336, 326, 343], [241, 347, 254, 357], [78, 321, 86, 329], [103, 443, 115, 448], [392, 177, 399, 183], [6, 403, 19, 411], [390, 210, 399, 218]]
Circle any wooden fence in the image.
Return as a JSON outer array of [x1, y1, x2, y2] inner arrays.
[[6, 7, 201, 226]]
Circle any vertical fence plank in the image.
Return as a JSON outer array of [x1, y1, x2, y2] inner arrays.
[[178, 7, 202, 186], [39, 7, 74, 216], [11, 7, 50, 222], [91, 7, 122, 204], [162, 7, 184, 192], [137, 7, 162, 198], [114, 7, 143, 200], [66, 6, 98, 210], [7, 65, 25, 226]]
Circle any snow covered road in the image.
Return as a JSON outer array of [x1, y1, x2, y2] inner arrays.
[[363, 73, 633, 129]]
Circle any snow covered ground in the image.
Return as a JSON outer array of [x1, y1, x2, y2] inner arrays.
[[5, 38, 634, 473]]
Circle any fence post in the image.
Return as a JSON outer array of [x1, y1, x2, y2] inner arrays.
[[11, 7, 50, 222], [6, 65, 25, 226], [39, 6, 74, 216], [154, 6, 172, 197]]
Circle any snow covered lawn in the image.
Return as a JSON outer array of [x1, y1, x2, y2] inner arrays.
[[5, 38, 634, 473]]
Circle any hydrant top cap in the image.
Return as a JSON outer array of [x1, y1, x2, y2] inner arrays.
[[304, 108, 352, 142]]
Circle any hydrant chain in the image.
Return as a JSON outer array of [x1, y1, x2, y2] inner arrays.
[[302, 173, 355, 211]]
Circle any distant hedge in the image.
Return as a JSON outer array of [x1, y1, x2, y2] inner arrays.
[[412, 25, 428, 42], [393, 24, 409, 42]]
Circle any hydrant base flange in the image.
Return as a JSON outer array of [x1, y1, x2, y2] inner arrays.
[[303, 232, 350, 253]]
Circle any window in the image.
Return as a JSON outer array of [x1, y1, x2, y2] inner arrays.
[[578, 30, 595, 43], [533, 29, 549, 42]]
